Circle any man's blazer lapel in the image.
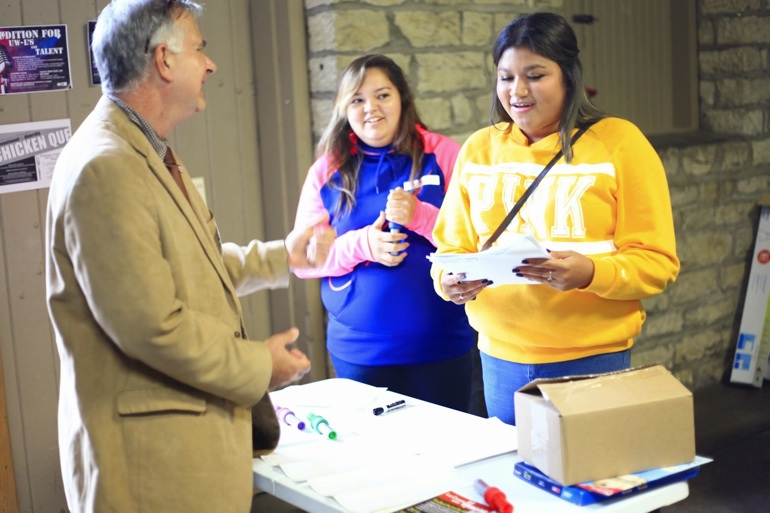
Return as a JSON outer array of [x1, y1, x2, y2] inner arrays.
[[102, 98, 239, 303]]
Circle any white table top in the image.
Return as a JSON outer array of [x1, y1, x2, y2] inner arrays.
[[253, 379, 690, 513]]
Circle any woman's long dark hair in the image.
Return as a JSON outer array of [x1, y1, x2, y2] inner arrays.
[[317, 54, 425, 217], [491, 12, 605, 161]]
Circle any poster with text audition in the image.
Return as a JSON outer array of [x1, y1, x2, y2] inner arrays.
[[0, 119, 72, 194], [0, 24, 72, 95]]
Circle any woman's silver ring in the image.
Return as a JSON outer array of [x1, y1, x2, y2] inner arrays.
[[460, 294, 464, 300], [547, 270, 553, 282]]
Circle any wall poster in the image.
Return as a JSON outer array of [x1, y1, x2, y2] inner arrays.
[[0, 119, 72, 194], [0, 24, 72, 95]]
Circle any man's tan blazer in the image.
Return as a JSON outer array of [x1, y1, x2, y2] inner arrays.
[[46, 96, 284, 513]]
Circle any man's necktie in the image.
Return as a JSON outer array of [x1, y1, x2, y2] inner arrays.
[[164, 146, 190, 203]]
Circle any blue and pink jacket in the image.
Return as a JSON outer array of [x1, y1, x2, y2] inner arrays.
[[293, 127, 474, 365]]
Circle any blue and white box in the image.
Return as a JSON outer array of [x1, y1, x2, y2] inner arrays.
[[730, 194, 770, 387]]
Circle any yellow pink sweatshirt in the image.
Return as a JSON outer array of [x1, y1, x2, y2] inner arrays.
[[432, 118, 679, 364]]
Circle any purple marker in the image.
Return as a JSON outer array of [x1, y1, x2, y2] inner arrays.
[[275, 406, 306, 431]]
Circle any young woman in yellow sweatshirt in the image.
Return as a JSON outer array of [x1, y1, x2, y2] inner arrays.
[[431, 12, 680, 425]]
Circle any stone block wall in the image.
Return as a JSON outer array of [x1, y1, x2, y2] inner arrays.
[[301, 0, 770, 390], [638, 0, 770, 388], [304, 0, 537, 143]]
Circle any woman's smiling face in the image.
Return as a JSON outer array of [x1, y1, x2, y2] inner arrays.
[[496, 46, 566, 143], [346, 67, 402, 148]]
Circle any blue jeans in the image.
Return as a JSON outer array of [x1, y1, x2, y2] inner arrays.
[[480, 350, 631, 425], [330, 351, 473, 413]]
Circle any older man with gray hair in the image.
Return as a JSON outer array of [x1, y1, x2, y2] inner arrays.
[[45, 1, 334, 512]]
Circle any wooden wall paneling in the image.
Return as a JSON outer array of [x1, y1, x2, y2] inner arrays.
[[280, 0, 328, 378], [1, 190, 62, 513], [229, 0, 264, 244], [250, 0, 292, 338], [197, 0, 272, 340], [0, 212, 20, 513], [251, 0, 329, 380], [0, 0, 30, 504], [228, 0, 271, 340], [0, 351, 20, 513]]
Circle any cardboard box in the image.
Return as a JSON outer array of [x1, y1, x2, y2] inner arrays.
[[514, 364, 695, 486], [730, 193, 770, 387]]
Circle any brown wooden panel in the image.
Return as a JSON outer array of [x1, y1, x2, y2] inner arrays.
[[251, 0, 328, 379], [0, 202, 20, 513], [2, 190, 63, 512], [0, 350, 19, 513]]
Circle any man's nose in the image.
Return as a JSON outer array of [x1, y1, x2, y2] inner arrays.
[[206, 55, 217, 74]]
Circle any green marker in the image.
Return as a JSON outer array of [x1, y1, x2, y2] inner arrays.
[[307, 412, 337, 440]]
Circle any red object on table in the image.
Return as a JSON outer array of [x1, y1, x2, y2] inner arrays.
[[475, 479, 513, 513]]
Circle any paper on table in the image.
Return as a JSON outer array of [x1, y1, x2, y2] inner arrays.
[[427, 233, 550, 286], [360, 407, 517, 467], [263, 438, 415, 482], [308, 456, 463, 513], [307, 455, 452, 496]]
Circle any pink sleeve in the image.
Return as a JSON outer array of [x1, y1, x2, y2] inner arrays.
[[405, 129, 461, 246], [292, 156, 374, 279], [419, 127, 461, 194], [406, 199, 440, 246]]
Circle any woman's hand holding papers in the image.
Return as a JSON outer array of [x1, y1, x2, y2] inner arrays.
[[441, 272, 492, 304], [514, 249, 595, 291]]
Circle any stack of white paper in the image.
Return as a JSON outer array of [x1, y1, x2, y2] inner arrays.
[[427, 233, 550, 286]]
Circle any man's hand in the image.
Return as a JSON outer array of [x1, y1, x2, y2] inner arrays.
[[265, 327, 311, 390], [285, 212, 336, 270]]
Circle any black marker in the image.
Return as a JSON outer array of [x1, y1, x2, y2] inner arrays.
[[372, 399, 406, 416]]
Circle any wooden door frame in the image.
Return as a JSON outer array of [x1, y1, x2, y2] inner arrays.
[[250, 0, 329, 381]]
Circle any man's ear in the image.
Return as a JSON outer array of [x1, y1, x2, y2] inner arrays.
[[154, 45, 173, 81]]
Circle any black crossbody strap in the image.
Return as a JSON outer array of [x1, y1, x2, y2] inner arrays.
[[480, 125, 592, 252]]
